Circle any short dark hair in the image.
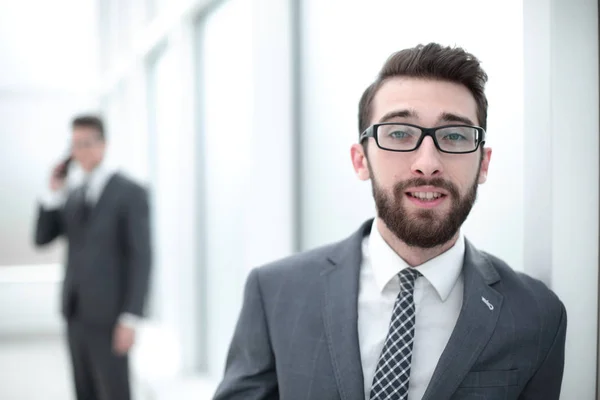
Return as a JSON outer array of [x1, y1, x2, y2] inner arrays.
[[72, 114, 105, 141], [358, 43, 489, 136]]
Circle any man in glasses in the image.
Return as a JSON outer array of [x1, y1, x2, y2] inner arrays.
[[214, 43, 566, 400], [34, 115, 152, 400]]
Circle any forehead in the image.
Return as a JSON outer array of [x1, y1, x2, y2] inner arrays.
[[371, 77, 479, 126]]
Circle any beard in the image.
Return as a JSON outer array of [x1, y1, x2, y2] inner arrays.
[[371, 170, 479, 249]]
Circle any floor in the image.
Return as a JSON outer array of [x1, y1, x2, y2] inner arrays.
[[0, 334, 74, 400], [0, 334, 216, 400]]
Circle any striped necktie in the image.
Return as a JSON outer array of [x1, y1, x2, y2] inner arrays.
[[369, 267, 421, 400]]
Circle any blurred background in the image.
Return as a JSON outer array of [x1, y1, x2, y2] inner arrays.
[[0, 0, 597, 398]]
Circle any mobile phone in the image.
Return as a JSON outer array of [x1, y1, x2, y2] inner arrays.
[[56, 156, 73, 178]]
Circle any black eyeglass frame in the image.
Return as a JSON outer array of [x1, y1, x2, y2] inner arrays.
[[359, 122, 486, 154]]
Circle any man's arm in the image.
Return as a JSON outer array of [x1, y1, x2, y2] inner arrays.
[[113, 184, 151, 356], [519, 302, 567, 399], [34, 190, 67, 246], [121, 184, 152, 317], [213, 268, 278, 400]]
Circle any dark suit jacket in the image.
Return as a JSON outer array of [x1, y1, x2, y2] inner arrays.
[[35, 173, 152, 328], [214, 219, 567, 400]]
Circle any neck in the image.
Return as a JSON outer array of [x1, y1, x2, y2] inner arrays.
[[376, 218, 460, 267], [83, 161, 102, 175]]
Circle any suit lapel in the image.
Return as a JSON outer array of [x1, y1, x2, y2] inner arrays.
[[421, 240, 503, 400], [321, 221, 371, 400]]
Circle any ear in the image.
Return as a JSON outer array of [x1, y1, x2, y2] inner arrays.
[[477, 147, 492, 184], [351, 143, 371, 181]]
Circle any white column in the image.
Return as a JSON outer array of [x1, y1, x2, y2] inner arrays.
[[524, 0, 599, 397], [246, 0, 295, 269], [198, 0, 294, 379]]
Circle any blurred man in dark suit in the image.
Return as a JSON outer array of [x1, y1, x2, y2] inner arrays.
[[34, 115, 152, 400]]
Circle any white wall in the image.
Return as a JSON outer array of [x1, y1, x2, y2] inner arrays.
[[524, 0, 599, 398]]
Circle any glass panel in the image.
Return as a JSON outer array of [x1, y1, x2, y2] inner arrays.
[[146, 43, 179, 327], [196, 0, 253, 379]]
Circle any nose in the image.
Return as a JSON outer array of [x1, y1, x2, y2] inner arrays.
[[410, 136, 443, 177]]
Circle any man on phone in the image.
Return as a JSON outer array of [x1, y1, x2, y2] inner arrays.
[[34, 115, 152, 400]]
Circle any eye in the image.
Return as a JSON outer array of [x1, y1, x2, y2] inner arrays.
[[388, 130, 411, 139], [443, 133, 467, 141]]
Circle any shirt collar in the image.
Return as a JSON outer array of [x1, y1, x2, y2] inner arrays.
[[368, 219, 465, 301], [82, 161, 114, 202], [83, 162, 101, 188]]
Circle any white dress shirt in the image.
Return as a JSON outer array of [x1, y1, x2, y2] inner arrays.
[[358, 219, 465, 400], [41, 161, 113, 209], [40, 162, 140, 329]]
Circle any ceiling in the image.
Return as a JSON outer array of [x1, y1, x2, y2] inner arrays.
[[0, 0, 99, 92]]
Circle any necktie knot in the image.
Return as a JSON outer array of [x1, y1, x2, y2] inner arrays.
[[398, 267, 420, 293], [81, 179, 90, 198]]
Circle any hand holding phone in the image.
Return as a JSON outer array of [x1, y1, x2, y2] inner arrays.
[[50, 156, 72, 191]]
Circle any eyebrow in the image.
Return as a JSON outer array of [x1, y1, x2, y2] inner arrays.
[[438, 112, 475, 126], [378, 109, 476, 126], [379, 109, 417, 123]]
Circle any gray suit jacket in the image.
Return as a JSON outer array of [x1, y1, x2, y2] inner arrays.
[[214, 220, 566, 400], [34, 173, 152, 327]]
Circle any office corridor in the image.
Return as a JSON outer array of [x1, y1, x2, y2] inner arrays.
[[0, 0, 597, 398]]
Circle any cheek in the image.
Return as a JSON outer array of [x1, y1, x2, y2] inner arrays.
[[445, 159, 480, 191], [372, 167, 401, 193], [372, 153, 411, 182], [72, 149, 84, 160], [73, 149, 92, 162]]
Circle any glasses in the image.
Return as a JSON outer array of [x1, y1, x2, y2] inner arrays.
[[360, 123, 486, 154], [71, 139, 101, 150]]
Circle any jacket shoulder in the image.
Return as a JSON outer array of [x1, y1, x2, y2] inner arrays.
[[251, 230, 362, 294], [484, 252, 565, 327], [112, 173, 148, 196], [255, 241, 340, 281]]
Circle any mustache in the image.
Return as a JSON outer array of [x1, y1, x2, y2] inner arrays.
[[393, 177, 460, 198]]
